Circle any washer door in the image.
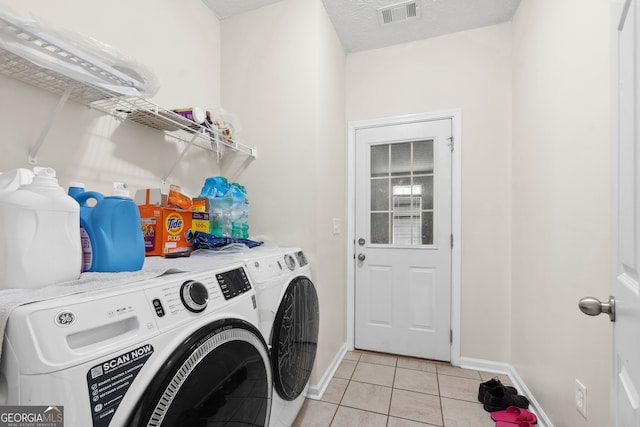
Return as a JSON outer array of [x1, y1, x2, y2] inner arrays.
[[271, 276, 320, 401], [126, 320, 271, 427]]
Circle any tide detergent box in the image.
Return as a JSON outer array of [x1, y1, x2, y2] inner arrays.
[[135, 189, 209, 256]]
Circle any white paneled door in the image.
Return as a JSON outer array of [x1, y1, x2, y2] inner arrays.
[[612, 0, 640, 424], [354, 117, 452, 361]]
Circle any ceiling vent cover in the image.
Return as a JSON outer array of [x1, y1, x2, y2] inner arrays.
[[377, 1, 421, 26]]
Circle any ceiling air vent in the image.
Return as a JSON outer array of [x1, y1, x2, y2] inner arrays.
[[377, 1, 421, 26]]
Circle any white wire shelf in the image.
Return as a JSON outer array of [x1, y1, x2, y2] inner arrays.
[[0, 13, 256, 169], [90, 95, 256, 158], [0, 46, 116, 104]]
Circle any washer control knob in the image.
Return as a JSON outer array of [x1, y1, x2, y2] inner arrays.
[[180, 280, 209, 313]]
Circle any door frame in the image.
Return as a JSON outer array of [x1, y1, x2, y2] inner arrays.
[[610, 0, 635, 423], [346, 109, 462, 365]]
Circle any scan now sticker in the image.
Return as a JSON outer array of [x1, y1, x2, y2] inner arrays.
[[0, 406, 64, 427]]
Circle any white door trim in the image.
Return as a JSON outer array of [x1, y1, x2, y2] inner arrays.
[[346, 109, 462, 365]]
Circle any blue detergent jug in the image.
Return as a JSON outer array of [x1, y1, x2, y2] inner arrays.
[[71, 183, 145, 272]]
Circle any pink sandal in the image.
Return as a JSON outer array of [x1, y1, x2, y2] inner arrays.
[[491, 406, 537, 424], [495, 422, 536, 427]]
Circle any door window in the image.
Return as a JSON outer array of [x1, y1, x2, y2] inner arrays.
[[370, 140, 435, 245]]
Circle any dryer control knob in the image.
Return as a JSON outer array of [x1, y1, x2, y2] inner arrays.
[[180, 280, 209, 313], [284, 254, 296, 271]]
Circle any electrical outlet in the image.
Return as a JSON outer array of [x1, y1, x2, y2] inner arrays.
[[576, 379, 587, 418]]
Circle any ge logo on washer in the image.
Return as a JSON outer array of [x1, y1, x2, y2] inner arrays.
[[55, 311, 76, 327]]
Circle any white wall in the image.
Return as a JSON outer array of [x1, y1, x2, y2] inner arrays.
[[0, 0, 222, 195], [346, 23, 514, 362], [0, 0, 347, 391], [219, 0, 347, 385], [0, 1, 615, 424], [511, 0, 611, 425]]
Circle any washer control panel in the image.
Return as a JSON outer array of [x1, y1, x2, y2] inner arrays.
[[3, 264, 257, 372], [147, 272, 221, 322], [180, 280, 209, 312], [146, 266, 254, 329], [216, 267, 252, 300]]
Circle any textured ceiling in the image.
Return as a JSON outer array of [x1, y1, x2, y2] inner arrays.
[[202, 0, 521, 53], [201, 0, 283, 20]]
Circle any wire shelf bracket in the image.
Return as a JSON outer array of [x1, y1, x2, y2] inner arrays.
[[27, 82, 76, 165]]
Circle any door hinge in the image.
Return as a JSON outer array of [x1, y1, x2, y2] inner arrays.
[[450, 234, 454, 248], [450, 329, 453, 343], [448, 136, 454, 152]]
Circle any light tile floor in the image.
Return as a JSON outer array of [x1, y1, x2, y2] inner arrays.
[[293, 350, 514, 427]]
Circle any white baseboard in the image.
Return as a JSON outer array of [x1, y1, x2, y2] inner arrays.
[[459, 356, 554, 427], [306, 343, 348, 400]]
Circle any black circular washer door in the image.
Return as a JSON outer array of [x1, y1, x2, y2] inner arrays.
[[271, 276, 320, 401], [126, 320, 271, 427]]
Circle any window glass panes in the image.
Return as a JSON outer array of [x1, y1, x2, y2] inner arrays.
[[371, 213, 389, 244], [413, 140, 434, 174], [390, 142, 412, 176], [371, 179, 389, 211], [422, 212, 434, 245], [370, 140, 435, 246], [390, 177, 412, 193], [413, 175, 434, 210], [393, 193, 421, 245], [371, 145, 389, 177]]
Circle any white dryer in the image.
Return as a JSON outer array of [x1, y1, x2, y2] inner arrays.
[[244, 248, 319, 427], [0, 262, 272, 426]]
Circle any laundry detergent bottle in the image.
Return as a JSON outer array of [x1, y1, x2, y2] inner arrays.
[[0, 168, 35, 192], [72, 182, 145, 272], [0, 167, 81, 289], [69, 184, 104, 272]]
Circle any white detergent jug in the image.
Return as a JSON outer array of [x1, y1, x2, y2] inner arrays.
[[0, 168, 34, 192], [0, 167, 81, 289]]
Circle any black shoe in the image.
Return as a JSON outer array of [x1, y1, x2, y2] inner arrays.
[[477, 377, 518, 403], [483, 385, 530, 412]]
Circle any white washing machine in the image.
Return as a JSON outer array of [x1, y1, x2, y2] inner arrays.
[[244, 248, 319, 427], [0, 261, 272, 426]]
